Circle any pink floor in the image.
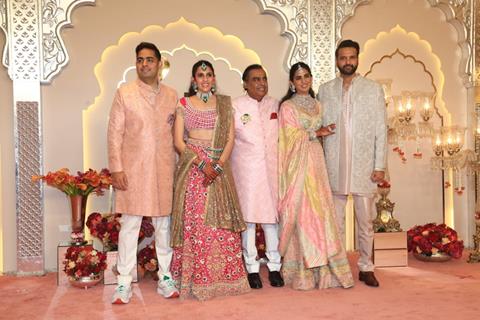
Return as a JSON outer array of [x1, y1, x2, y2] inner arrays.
[[1, 252, 479, 320]]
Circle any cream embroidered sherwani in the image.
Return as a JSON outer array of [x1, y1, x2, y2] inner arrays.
[[317, 75, 387, 272], [107, 78, 178, 285], [231, 94, 281, 273]]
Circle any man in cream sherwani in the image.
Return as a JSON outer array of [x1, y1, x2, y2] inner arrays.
[[231, 64, 284, 289], [108, 42, 179, 304], [317, 40, 387, 287]]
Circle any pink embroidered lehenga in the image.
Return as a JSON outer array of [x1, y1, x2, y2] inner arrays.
[[278, 96, 354, 290], [170, 95, 250, 300]]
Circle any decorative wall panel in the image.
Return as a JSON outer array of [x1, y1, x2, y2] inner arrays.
[[15, 101, 43, 274], [428, 0, 474, 85]]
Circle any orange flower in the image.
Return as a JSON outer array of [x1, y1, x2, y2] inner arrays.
[[32, 168, 111, 196]]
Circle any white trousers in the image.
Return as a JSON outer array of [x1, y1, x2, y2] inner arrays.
[[241, 222, 282, 273], [117, 215, 173, 286], [334, 194, 375, 272]]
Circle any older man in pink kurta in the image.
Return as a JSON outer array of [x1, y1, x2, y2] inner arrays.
[[108, 42, 179, 304], [231, 65, 284, 289]]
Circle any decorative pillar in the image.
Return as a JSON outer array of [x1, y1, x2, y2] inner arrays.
[[0, 0, 95, 275]]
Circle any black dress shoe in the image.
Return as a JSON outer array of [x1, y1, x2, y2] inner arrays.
[[268, 271, 285, 287], [359, 271, 379, 287], [247, 273, 263, 289]]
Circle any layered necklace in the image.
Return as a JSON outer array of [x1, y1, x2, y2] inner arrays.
[[196, 91, 212, 103], [291, 94, 316, 113]]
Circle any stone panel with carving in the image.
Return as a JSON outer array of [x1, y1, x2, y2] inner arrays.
[[475, 0, 479, 84], [16, 101, 43, 260], [0, 0, 7, 68], [311, 0, 334, 87], [41, 0, 95, 82], [254, 0, 311, 68], [334, 0, 369, 43], [428, 0, 474, 84], [8, 0, 40, 81]]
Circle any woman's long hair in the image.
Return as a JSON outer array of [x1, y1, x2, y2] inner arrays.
[[279, 62, 315, 105], [187, 60, 215, 97]]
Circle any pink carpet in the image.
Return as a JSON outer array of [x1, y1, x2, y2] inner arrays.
[[1, 252, 479, 320]]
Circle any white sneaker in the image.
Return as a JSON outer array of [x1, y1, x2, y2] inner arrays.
[[111, 284, 132, 304], [157, 275, 179, 299]]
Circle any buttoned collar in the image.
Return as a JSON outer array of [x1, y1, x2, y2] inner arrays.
[[136, 78, 161, 95]]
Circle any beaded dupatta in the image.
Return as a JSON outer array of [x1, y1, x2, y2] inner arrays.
[[171, 95, 246, 247]]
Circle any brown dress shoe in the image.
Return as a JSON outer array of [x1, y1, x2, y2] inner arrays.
[[359, 271, 379, 287]]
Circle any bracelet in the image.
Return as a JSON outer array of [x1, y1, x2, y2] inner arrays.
[[307, 129, 317, 141], [197, 160, 206, 171], [212, 163, 224, 174]]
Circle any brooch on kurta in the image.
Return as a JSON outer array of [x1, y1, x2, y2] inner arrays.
[[167, 113, 175, 126], [240, 113, 251, 125]]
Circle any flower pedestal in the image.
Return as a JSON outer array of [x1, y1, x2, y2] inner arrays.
[[413, 251, 451, 262], [57, 241, 93, 286], [373, 231, 408, 267]]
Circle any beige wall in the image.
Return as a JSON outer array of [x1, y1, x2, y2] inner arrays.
[[341, 0, 471, 238]]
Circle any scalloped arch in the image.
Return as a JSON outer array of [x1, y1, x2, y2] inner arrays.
[[361, 25, 450, 124]]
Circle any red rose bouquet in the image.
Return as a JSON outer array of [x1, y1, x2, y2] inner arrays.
[[137, 241, 159, 280], [86, 212, 155, 251], [63, 246, 107, 280], [407, 223, 464, 259]]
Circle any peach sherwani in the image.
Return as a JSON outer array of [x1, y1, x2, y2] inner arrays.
[[231, 95, 279, 224], [108, 79, 178, 217]]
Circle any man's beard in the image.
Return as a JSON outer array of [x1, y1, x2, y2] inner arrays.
[[338, 64, 358, 76]]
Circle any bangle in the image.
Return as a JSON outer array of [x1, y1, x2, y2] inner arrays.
[[307, 129, 317, 141], [197, 160, 206, 171], [212, 163, 224, 174]]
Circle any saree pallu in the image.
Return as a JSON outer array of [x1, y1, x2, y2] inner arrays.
[[278, 100, 354, 290], [170, 140, 250, 300]]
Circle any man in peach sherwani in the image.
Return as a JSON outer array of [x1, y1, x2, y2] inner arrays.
[[108, 42, 179, 304], [231, 64, 284, 289]]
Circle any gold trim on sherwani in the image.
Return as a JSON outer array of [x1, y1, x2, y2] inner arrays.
[[171, 94, 246, 247]]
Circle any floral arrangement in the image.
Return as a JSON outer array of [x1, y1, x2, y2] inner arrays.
[[407, 223, 464, 259], [137, 241, 159, 280], [86, 212, 155, 251], [32, 168, 111, 196], [64, 246, 107, 280]]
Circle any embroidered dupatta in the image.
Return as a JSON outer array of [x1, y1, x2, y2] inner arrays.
[[171, 94, 246, 247]]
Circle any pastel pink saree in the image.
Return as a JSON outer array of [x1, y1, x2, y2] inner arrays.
[[278, 99, 354, 290]]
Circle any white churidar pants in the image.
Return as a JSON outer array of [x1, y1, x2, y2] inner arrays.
[[242, 222, 282, 273], [117, 215, 173, 286], [334, 194, 375, 272]]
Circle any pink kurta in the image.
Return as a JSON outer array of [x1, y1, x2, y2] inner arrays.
[[231, 95, 279, 224], [107, 79, 177, 217]]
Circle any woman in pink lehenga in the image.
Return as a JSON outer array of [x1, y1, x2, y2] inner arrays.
[[170, 60, 250, 300], [278, 62, 354, 290]]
